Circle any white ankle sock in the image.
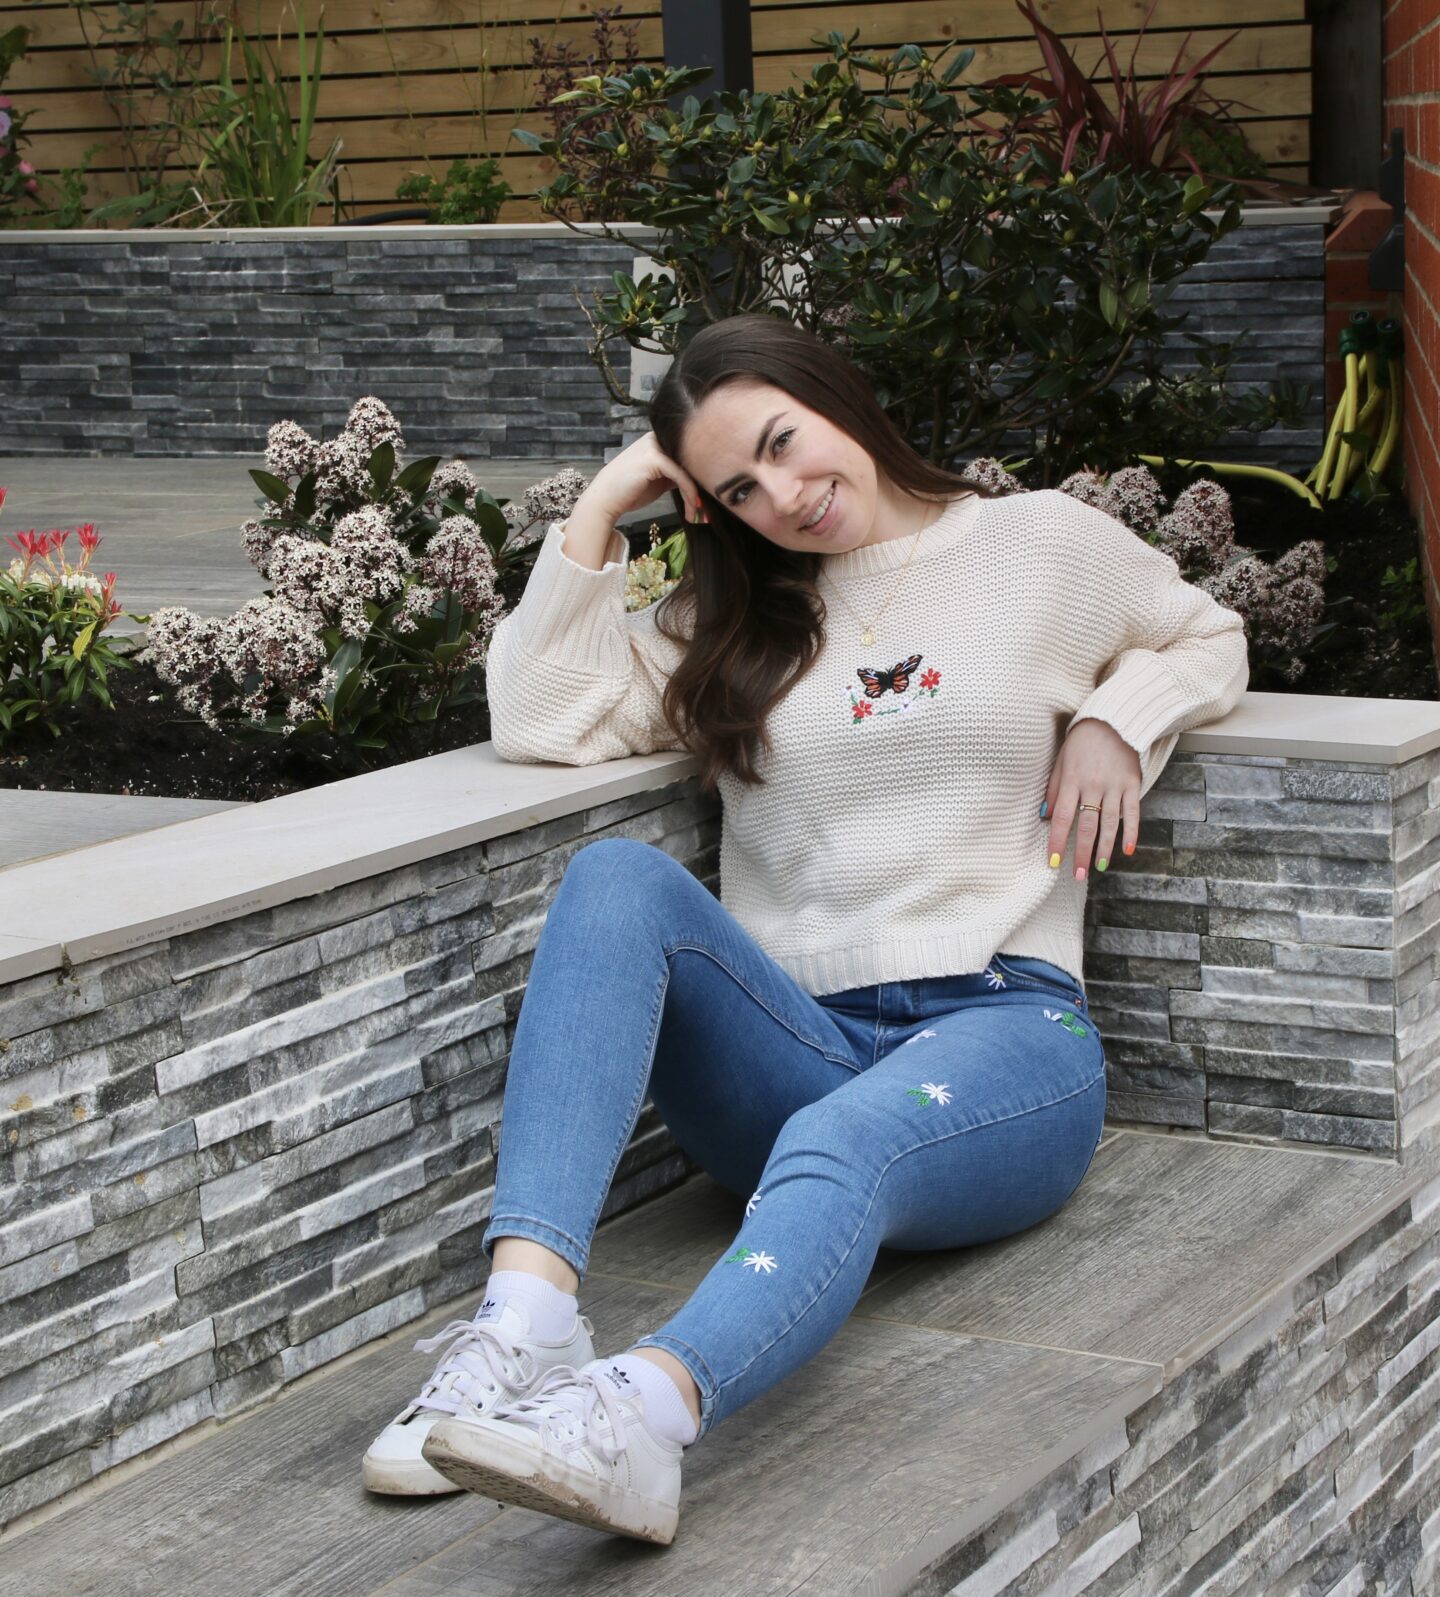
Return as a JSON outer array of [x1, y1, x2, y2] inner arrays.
[[475, 1268, 578, 1343], [606, 1352, 700, 1448]]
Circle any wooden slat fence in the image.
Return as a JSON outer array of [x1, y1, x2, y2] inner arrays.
[[0, 0, 1311, 223]]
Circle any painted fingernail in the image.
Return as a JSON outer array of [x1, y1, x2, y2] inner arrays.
[[1039, 801, 1048, 818], [1124, 841, 1136, 856], [1096, 857, 1108, 871], [1049, 853, 1061, 869], [1075, 866, 1087, 881]]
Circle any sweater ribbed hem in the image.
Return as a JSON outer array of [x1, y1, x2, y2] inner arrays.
[[501, 519, 631, 666], [769, 919, 1086, 999]]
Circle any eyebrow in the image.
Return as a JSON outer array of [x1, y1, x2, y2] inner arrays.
[[713, 412, 788, 496]]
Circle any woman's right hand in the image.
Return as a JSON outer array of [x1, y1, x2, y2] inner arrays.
[[576, 432, 708, 526]]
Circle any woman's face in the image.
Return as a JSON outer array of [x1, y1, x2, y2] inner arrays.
[[680, 381, 920, 557]]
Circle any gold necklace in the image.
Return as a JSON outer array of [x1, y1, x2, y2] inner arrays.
[[819, 508, 934, 648]]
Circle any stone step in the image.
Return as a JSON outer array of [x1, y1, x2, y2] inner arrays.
[[0, 1128, 1420, 1597]]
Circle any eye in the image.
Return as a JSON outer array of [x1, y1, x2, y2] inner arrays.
[[728, 427, 794, 507]]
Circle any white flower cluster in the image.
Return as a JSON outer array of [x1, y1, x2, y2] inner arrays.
[[263, 418, 321, 481], [219, 598, 329, 723], [624, 551, 678, 612], [259, 397, 407, 533], [344, 396, 406, 456], [420, 517, 504, 626], [428, 458, 480, 508], [503, 467, 589, 550], [958, 456, 1024, 496], [265, 505, 413, 639], [1054, 465, 1327, 681], [145, 599, 331, 729]]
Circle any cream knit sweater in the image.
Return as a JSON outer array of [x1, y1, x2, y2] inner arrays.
[[486, 488, 1249, 996]]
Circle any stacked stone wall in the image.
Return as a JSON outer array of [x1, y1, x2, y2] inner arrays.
[[0, 778, 717, 1527], [1086, 750, 1413, 1157], [0, 224, 1324, 468], [928, 1172, 1440, 1597]]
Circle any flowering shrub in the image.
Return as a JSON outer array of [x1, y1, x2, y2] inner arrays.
[[0, 488, 131, 747], [144, 397, 591, 764], [1049, 464, 1327, 682]]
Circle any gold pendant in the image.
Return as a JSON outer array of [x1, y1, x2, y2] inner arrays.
[[861, 627, 875, 646]]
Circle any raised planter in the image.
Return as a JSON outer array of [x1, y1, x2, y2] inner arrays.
[[0, 207, 1335, 469], [2, 685, 1436, 1531]]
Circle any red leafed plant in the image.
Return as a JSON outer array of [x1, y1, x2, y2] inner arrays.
[[970, 0, 1266, 187]]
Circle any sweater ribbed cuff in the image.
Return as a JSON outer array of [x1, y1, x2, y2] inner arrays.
[[1067, 656, 1195, 782], [503, 518, 631, 670]]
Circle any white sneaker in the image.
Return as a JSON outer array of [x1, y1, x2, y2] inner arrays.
[[361, 1300, 596, 1495], [421, 1358, 685, 1544]]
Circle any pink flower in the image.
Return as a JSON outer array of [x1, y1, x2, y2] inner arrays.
[[18, 159, 34, 175], [0, 97, 12, 110]]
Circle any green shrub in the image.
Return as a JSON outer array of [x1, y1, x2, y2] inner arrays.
[[515, 31, 1309, 485], [396, 157, 510, 223]]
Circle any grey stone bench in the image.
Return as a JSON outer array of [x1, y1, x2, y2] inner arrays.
[[1, 689, 1438, 1592]]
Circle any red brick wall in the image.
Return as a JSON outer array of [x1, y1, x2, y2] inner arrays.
[[1385, 1, 1440, 671]]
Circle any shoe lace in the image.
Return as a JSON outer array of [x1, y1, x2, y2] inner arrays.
[[499, 1365, 629, 1464], [409, 1319, 537, 1418]]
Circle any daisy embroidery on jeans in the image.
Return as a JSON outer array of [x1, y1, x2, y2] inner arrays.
[[745, 1188, 762, 1217], [724, 1245, 777, 1273], [984, 963, 1006, 989], [901, 1028, 938, 1048], [906, 1082, 952, 1107]]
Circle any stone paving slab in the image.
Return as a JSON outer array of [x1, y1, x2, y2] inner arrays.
[[0, 789, 242, 870], [0, 456, 674, 632], [0, 1128, 1416, 1597]]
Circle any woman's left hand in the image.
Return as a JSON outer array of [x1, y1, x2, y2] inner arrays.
[[1042, 718, 1142, 881]]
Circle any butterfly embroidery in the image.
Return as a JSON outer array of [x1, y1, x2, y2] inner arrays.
[[856, 654, 923, 699]]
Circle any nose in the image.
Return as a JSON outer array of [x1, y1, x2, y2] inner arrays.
[[755, 462, 806, 519]]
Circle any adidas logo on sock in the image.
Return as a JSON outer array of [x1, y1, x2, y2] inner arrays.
[[474, 1297, 499, 1321], [602, 1366, 633, 1395]]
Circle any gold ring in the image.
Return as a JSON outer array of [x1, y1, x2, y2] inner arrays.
[[1078, 802, 1103, 812]]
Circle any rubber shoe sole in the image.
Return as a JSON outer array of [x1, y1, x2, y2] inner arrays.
[[360, 1440, 462, 1496], [421, 1422, 678, 1546]]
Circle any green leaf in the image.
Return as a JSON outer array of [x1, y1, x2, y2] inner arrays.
[[71, 620, 97, 659], [1099, 281, 1122, 328], [1088, 174, 1119, 221], [368, 441, 397, 495], [249, 468, 293, 507], [395, 456, 442, 496], [293, 471, 318, 520], [749, 206, 791, 235]]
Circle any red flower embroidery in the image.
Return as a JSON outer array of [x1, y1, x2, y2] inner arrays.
[[920, 668, 941, 691], [852, 699, 874, 721]]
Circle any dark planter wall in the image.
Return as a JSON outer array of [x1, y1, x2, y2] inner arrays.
[[0, 215, 1329, 470]]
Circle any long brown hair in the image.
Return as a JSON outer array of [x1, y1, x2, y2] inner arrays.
[[648, 314, 1006, 794]]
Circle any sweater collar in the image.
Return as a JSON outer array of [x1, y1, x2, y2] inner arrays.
[[815, 491, 985, 581]]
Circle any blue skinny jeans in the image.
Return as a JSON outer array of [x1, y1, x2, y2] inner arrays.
[[480, 837, 1107, 1441]]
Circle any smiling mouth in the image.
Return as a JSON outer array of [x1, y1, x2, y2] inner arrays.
[[800, 481, 836, 531]]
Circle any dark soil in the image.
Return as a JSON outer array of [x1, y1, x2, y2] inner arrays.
[[0, 658, 493, 802], [2, 480, 1434, 803]]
